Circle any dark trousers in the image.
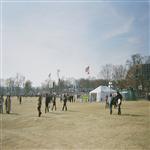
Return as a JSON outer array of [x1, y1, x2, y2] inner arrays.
[[45, 104, 49, 113], [62, 103, 67, 111], [0, 105, 3, 113], [109, 103, 112, 114], [118, 104, 121, 115], [52, 103, 56, 111], [105, 102, 109, 109], [19, 99, 22, 104], [37, 106, 42, 117]]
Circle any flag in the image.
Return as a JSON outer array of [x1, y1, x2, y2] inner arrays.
[[48, 73, 51, 78], [85, 66, 90, 74]]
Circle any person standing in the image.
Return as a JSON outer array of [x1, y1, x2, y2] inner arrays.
[[51, 93, 57, 111], [105, 95, 109, 109], [116, 91, 123, 115], [37, 95, 42, 117], [60, 94, 63, 102], [0, 95, 4, 113], [108, 94, 113, 115], [62, 94, 67, 111], [5, 95, 11, 114], [45, 94, 50, 113], [19, 96, 22, 104]]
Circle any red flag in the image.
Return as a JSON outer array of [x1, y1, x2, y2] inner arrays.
[[85, 66, 90, 74], [48, 73, 51, 78]]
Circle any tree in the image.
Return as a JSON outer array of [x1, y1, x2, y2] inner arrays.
[[0, 78, 5, 95], [5, 78, 15, 95], [100, 64, 113, 81], [41, 81, 49, 93], [15, 73, 25, 96], [24, 80, 32, 96], [126, 54, 145, 95], [112, 65, 127, 81], [126, 53, 143, 68], [143, 56, 150, 64]]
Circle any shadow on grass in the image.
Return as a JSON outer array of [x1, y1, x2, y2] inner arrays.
[[40, 116, 53, 119], [121, 114, 145, 117], [49, 111, 64, 115], [8, 113, 20, 115], [67, 110, 79, 113]]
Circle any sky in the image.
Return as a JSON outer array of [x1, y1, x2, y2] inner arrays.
[[0, 0, 150, 86]]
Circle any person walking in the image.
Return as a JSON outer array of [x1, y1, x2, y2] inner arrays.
[[105, 95, 109, 109], [62, 94, 67, 111], [51, 93, 57, 111], [37, 95, 42, 117], [5, 95, 11, 114], [19, 96, 22, 104], [108, 94, 113, 115], [116, 91, 123, 115], [0, 95, 4, 113], [45, 94, 50, 113]]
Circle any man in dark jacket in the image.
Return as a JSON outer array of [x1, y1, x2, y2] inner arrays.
[[51, 93, 57, 111], [45, 94, 50, 113], [5, 95, 11, 114], [62, 94, 67, 111], [0, 95, 4, 113], [116, 91, 123, 115], [19, 96, 22, 104], [37, 95, 42, 117]]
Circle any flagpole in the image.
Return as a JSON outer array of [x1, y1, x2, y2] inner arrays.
[[48, 73, 51, 93], [57, 69, 60, 94]]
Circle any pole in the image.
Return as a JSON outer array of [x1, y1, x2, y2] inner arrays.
[[109, 81, 112, 96], [48, 73, 51, 93], [57, 69, 60, 94]]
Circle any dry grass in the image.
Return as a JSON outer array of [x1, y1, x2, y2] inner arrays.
[[1, 97, 150, 150]]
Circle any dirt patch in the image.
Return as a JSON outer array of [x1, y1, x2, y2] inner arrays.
[[1, 97, 150, 150]]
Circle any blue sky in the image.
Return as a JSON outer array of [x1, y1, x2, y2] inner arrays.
[[1, 0, 149, 86]]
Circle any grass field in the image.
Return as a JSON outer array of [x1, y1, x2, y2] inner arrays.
[[1, 97, 150, 150]]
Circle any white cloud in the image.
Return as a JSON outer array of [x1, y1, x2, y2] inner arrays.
[[127, 37, 141, 44], [104, 17, 134, 40], [3, 5, 94, 86], [3, 3, 148, 86]]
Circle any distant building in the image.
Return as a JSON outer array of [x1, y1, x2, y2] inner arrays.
[[141, 64, 150, 80], [136, 64, 150, 97]]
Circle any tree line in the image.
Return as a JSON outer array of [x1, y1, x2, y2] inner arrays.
[[0, 54, 150, 97]]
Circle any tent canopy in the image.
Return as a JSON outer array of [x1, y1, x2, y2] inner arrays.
[[89, 86, 116, 102]]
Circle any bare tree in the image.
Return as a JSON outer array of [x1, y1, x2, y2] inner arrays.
[[24, 80, 32, 96], [5, 78, 15, 95], [15, 73, 25, 96], [125, 54, 144, 91], [143, 56, 150, 64], [112, 65, 127, 81], [41, 80, 49, 93], [126, 53, 143, 68], [100, 64, 113, 81], [0, 78, 5, 95]]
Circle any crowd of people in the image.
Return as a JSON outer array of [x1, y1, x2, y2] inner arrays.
[[0, 91, 123, 117], [0, 95, 12, 114], [37, 93, 74, 117]]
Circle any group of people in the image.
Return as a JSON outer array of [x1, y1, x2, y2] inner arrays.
[[0, 95, 12, 114], [105, 91, 123, 115], [0, 92, 123, 117], [37, 93, 69, 117]]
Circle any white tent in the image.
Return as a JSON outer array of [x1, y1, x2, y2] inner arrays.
[[89, 86, 116, 102]]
